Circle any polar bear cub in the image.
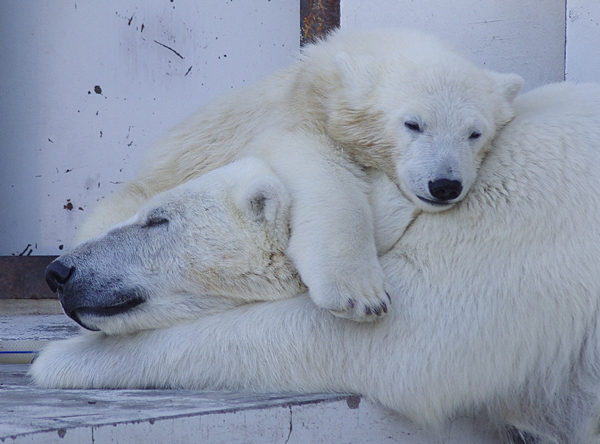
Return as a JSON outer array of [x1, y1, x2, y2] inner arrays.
[[78, 28, 523, 321]]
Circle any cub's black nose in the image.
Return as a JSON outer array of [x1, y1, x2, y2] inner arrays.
[[45, 261, 75, 292], [429, 179, 463, 201]]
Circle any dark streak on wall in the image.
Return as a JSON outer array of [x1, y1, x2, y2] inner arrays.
[[300, 0, 340, 46]]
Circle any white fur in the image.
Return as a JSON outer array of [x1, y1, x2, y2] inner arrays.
[[33, 82, 600, 443], [76, 28, 522, 321]]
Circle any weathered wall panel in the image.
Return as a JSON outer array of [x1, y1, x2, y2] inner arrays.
[[0, 1, 299, 257], [340, 0, 566, 91], [566, 0, 600, 82], [5, 1, 599, 299]]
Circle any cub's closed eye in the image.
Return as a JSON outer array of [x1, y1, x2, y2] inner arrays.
[[143, 217, 169, 228], [469, 131, 482, 140], [405, 121, 422, 132]]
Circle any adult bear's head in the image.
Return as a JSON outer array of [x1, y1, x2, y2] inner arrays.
[[45, 157, 305, 335]]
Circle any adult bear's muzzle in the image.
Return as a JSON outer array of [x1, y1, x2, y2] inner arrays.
[[45, 257, 146, 331], [45, 260, 75, 293]]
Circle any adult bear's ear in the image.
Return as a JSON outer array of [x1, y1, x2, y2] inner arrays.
[[333, 51, 377, 107], [238, 175, 291, 241], [487, 71, 524, 127], [489, 71, 524, 103]]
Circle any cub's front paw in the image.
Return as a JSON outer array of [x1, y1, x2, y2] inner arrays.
[[308, 264, 391, 322]]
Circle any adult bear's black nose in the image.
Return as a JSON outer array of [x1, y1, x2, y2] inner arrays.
[[429, 179, 463, 201], [45, 260, 75, 293]]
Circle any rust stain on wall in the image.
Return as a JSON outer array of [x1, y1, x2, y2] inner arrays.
[[300, 0, 340, 46]]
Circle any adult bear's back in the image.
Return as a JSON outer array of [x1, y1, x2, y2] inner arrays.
[[379, 81, 600, 440]]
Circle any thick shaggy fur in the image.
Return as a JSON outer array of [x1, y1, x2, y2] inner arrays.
[[34, 83, 600, 443], [76, 28, 522, 321]]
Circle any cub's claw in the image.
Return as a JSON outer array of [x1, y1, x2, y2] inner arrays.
[[367, 301, 388, 317], [325, 289, 391, 322], [306, 261, 391, 322]]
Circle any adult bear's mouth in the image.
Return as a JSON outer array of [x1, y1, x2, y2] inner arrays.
[[65, 296, 145, 331]]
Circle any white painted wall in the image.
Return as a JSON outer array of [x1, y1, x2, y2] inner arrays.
[[1, 0, 598, 255], [566, 0, 600, 82], [341, 0, 566, 92], [0, 1, 299, 255]]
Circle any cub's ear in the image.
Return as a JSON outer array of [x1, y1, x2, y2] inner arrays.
[[487, 71, 524, 127], [237, 174, 291, 239], [489, 71, 524, 103], [333, 51, 377, 106]]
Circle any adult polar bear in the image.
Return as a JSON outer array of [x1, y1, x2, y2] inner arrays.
[[37, 82, 600, 443], [76, 28, 523, 321]]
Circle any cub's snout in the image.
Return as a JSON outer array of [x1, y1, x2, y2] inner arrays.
[[428, 178, 463, 202]]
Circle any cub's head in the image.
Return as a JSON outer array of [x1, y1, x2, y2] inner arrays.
[[45, 158, 305, 335], [307, 28, 523, 212]]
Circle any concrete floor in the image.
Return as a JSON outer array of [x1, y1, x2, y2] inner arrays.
[[1, 364, 356, 444]]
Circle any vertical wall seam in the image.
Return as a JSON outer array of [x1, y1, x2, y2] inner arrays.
[[564, 0, 568, 80]]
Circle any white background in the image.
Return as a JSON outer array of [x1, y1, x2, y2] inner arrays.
[[1, 0, 598, 255]]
